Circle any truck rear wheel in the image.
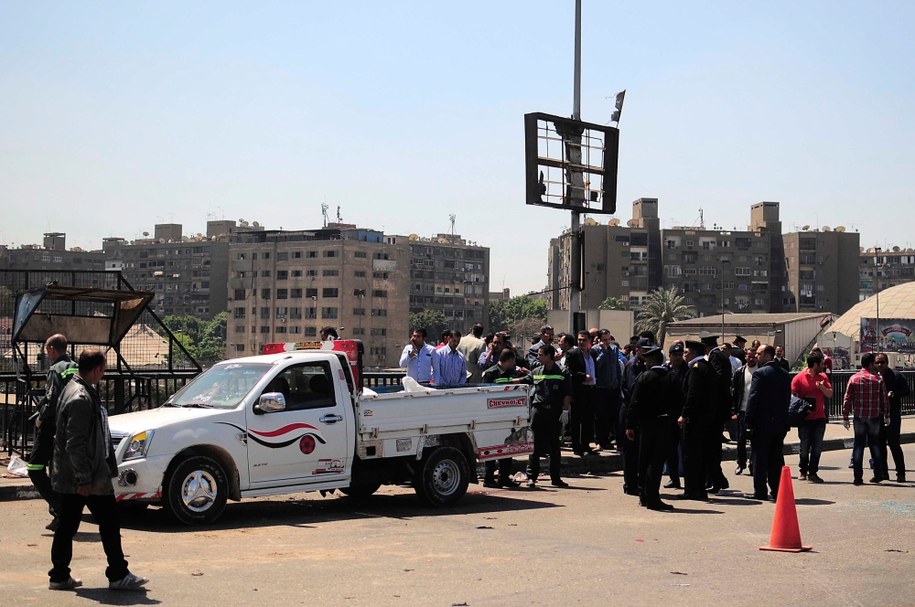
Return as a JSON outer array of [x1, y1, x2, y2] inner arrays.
[[414, 446, 469, 507], [166, 456, 228, 525]]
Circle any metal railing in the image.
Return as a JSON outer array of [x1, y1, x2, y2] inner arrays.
[[818, 370, 915, 418], [2, 370, 197, 455]]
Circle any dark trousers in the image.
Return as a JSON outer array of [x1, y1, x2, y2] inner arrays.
[[705, 423, 726, 488], [750, 430, 786, 498], [882, 409, 906, 477], [527, 407, 562, 482], [735, 411, 749, 468], [639, 419, 672, 505], [50, 492, 129, 583], [484, 458, 513, 481], [664, 426, 682, 483], [570, 386, 596, 453], [27, 424, 61, 518], [594, 387, 620, 448], [798, 418, 827, 475], [682, 420, 708, 497], [853, 416, 886, 481], [619, 403, 639, 491]]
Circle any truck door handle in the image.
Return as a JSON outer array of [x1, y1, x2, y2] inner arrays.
[[320, 414, 344, 424]]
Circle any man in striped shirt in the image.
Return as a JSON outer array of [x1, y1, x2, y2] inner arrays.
[[432, 330, 467, 387], [842, 352, 890, 485]]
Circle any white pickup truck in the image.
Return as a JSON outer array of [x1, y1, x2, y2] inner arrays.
[[109, 347, 533, 525]]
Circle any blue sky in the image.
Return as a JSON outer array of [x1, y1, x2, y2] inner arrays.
[[2, 1, 913, 294]]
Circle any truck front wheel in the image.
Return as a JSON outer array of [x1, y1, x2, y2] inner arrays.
[[414, 446, 469, 507], [166, 456, 228, 525]]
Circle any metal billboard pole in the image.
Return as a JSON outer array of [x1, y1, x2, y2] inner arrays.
[[569, 0, 583, 331]]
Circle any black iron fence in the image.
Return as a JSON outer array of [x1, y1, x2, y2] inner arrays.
[[821, 371, 915, 418], [2, 370, 197, 455]]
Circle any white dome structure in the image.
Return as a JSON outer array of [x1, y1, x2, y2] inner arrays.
[[830, 282, 915, 340]]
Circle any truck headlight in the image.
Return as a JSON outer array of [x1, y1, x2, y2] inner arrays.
[[123, 430, 155, 461]]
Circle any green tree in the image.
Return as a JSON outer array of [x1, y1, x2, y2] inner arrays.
[[634, 287, 694, 345], [488, 295, 547, 332], [161, 312, 227, 366], [598, 296, 627, 310], [408, 310, 447, 343]]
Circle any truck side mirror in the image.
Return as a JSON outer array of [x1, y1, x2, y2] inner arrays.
[[255, 392, 287, 414]]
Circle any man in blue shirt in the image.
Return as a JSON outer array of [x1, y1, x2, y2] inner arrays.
[[433, 330, 467, 387], [399, 328, 436, 384]]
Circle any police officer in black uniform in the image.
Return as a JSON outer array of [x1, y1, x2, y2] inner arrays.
[[678, 339, 717, 500], [28, 333, 78, 531], [481, 349, 530, 488], [626, 345, 681, 510], [702, 334, 732, 492], [523, 344, 572, 488]]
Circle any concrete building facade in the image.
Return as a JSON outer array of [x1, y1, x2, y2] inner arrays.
[[225, 225, 411, 368], [783, 228, 860, 315]]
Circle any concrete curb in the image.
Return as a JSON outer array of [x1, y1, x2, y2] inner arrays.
[[3, 432, 913, 503]]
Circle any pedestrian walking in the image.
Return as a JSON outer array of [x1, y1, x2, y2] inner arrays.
[[745, 345, 791, 500], [842, 353, 890, 485]]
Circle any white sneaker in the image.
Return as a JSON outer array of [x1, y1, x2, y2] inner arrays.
[[49, 576, 82, 590], [109, 572, 149, 591]]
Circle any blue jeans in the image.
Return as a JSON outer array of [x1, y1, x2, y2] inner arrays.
[[797, 418, 827, 475], [852, 417, 886, 481]]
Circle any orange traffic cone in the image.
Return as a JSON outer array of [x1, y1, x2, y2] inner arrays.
[[759, 465, 811, 552]]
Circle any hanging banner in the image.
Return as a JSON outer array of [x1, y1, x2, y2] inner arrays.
[[860, 318, 915, 353]]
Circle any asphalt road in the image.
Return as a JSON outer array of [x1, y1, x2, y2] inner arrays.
[[0, 446, 912, 607]]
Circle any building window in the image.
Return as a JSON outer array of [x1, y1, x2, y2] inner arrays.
[[233, 308, 246, 319], [372, 309, 387, 317], [322, 288, 338, 298], [306, 269, 317, 277], [371, 328, 387, 336], [260, 326, 270, 334], [373, 272, 389, 279], [276, 289, 288, 299], [261, 270, 271, 277], [351, 327, 365, 336], [261, 288, 271, 300], [291, 270, 302, 278], [233, 289, 245, 300], [293, 251, 302, 259], [276, 252, 288, 261], [307, 251, 317, 258], [323, 250, 337, 258], [304, 307, 317, 319], [276, 270, 288, 280], [304, 327, 317, 337], [354, 271, 366, 277], [291, 288, 302, 298], [372, 289, 387, 298], [305, 288, 318, 298], [235, 325, 245, 333], [353, 308, 366, 316], [260, 308, 271, 320], [354, 251, 367, 258], [322, 269, 339, 277], [322, 307, 338, 319]]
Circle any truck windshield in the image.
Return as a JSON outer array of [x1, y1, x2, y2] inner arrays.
[[165, 363, 271, 410]]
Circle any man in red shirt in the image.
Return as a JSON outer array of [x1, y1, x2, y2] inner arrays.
[[842, 353, 890, 485], [791, 352, 833, 483]]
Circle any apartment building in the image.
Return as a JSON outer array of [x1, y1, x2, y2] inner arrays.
[[859, 246, 915, 301], [783, 227, 860, 315], [102, 222, 231, 319], [225, 224, 411, 368]]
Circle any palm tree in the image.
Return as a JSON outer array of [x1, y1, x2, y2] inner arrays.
[[598, 296, 627, 310], [634, 287, 694, 345]]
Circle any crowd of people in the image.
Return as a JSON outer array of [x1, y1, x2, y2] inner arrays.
[[400, 323, 909, 510]]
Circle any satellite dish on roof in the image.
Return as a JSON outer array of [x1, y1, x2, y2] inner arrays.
[[821, 226, 831, 232], [252, 221, 260, 227], [609, 218, 621, 226], [142, 231, 149, 237], [584, 217, 598, 226], [801, 225, 810, 231], [893, 246, 901, 252], [627, 219, 638, 227], [835, 226, 846, 232]]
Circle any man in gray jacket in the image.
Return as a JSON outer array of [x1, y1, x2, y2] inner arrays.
[[49, 349, 148, 591]]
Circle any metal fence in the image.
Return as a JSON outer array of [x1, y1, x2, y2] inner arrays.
[[821, 370, 915, 418], [2, 370, 197, 455]]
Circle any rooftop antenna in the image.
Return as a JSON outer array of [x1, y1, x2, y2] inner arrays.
[[336, 205, 342, 223], [697, 207, 705, 229], [449, 214, 456, 238], [321, 203, 329, 227]]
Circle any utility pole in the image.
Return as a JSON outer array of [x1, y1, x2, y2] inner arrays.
[[569, 0, 583, 332]]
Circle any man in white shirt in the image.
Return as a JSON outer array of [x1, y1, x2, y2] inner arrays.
[[399, 328, 436, 384]]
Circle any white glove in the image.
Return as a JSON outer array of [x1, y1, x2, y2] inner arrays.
[[559, 409, 570, 426]]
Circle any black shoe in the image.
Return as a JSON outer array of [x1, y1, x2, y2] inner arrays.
[[623, 487, 640, 496], [853, 478, 864, 486], [551, 479, 569, 488], [45, 518, 59, 532], [646, 501, 674, 511], [499, 478, 520, 488], [734, 465, 744, 475], [897, 474, 907, 483], [869, 476, 883, 484], [708, 485, 721, 494], [748, 493, 769, 500], [663, 480, 681, 489], [808, 473, 824, 484], [482, 478, 499, 488]]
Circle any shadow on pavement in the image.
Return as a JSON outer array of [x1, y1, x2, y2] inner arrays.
[[794, 498, 836, 506], [74, 587, 159, 605], [119, 490, 561, 533], [666, 507, 724, 515]]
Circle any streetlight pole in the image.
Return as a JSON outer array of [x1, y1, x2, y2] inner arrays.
[[874, 247, 881, 353], [568, 0, 583, 331]]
